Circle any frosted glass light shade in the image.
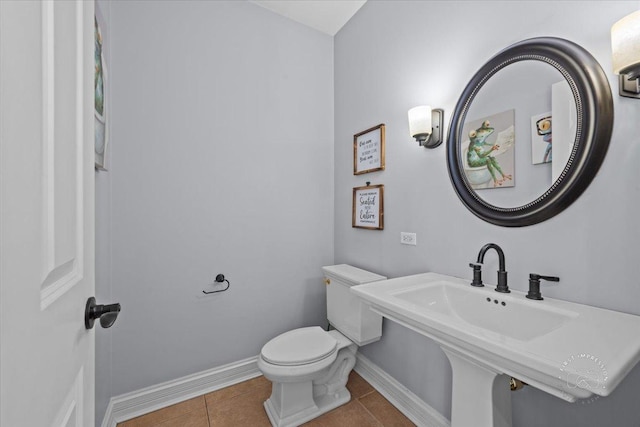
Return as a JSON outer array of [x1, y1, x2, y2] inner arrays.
[[408, 106, 432, 138], [612, 11, 640, 76]]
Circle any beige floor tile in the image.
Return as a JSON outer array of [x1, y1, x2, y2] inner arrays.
[[205, 375, 271, 406], [207, 386, 272, 427], [155, 408, 210, 427], [118, 373, 413, 427], [346, 371, 375, 399], [358, 391, 415, 427], [302, 400, 381, 427], [118, 396, 206, 427]]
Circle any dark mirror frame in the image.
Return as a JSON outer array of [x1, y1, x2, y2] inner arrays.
[[446, 37, 613, 227]]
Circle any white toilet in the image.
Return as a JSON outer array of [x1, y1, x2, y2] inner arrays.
[[257, 264, 386, 427]]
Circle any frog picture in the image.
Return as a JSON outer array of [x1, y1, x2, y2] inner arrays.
[[462, 110, 515, 189]]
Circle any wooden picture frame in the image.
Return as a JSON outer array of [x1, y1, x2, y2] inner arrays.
[[354, 124, 385, 175], [352, 184, 384, 230]]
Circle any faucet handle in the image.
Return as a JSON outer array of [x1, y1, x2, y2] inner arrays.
[[526, 273, 560, 300], [469, 263, 484, 287]]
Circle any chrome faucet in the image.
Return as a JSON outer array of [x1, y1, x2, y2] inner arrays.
[[476, 243, 509, 293]]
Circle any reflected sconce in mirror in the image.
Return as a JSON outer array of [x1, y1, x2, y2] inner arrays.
[[408, 106, 444, 148], [612, 10, 640, 98]]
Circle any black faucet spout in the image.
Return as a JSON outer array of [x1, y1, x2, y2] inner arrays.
[[477, 243, 509, 293], [477, 243, 505, 269]]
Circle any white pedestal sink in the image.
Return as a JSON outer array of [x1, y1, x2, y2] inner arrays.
[[351, 273, 640, 427], [444, 349, 513, 427]]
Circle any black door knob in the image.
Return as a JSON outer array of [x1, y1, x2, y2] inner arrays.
[[85, 297, 121, 329]]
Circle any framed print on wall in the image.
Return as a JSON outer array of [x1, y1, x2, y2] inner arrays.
[[354, 124, 385, 175], [531, 112, 552, 165], [461, 109, 515, 189], [95, 11, 109, 170], [352, 184, 384, 230]]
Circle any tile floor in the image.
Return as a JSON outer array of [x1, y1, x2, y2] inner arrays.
[[117, 371, 415, 427]]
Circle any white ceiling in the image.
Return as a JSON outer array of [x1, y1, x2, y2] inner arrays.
[[249, 0, 367, 36]]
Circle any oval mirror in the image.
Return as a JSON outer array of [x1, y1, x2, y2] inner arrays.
[[447, 37, 614, 227]]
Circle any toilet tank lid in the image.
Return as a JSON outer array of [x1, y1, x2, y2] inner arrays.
[[322, 264, 386, 286]]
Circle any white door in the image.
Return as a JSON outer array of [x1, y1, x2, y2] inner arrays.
[[1, 1, 96, 426]]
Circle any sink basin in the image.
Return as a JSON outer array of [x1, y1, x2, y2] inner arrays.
[[352, 272, 640, 427], [391, 281, 577, 341]]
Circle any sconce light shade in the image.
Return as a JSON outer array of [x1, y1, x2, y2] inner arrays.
[[408, 105, 444, 148], [612, 10, 640, 98], [408, 106, 432, 139]]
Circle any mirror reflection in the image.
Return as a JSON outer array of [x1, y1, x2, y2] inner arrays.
[[447, 37, 613, 227], [462, 61, 577, 209]]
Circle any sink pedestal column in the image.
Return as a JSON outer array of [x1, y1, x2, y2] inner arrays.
[[443, 349, 512, 427]]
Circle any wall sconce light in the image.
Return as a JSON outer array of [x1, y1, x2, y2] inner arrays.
[[408, 106, 444, 148], [612, 10, 640, 98]]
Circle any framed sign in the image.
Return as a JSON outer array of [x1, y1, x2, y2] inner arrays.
[[352, 184, 384, 230], [354, 124, 385, 175]]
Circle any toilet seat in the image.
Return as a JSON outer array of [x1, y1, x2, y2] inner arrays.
[[261, 326, 337, 366]]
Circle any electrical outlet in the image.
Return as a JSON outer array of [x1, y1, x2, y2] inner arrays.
[[400, 232, 417, 246]]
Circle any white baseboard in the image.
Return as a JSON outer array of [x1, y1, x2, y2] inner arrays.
[[101, 353, 450, 427], [354, 353, 451, 427], [100, 356, 261, 427]]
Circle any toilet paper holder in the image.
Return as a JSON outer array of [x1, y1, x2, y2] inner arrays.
[[202, 274, 230, 295]]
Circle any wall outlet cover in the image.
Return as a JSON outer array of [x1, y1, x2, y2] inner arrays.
[[401, 232, 417, 246]]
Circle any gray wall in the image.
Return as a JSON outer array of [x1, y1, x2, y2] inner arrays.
[[97, 0, 334, 422], [335, 1, 640, 426]]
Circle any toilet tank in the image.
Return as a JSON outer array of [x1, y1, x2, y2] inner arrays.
[[322, 264, 386, 346]]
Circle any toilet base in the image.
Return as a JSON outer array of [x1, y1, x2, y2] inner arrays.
[[263, 386, 350, 427], [261, 338, 356, 427]]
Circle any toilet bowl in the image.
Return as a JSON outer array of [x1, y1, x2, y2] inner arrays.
[[258, 265, 386, 427]]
